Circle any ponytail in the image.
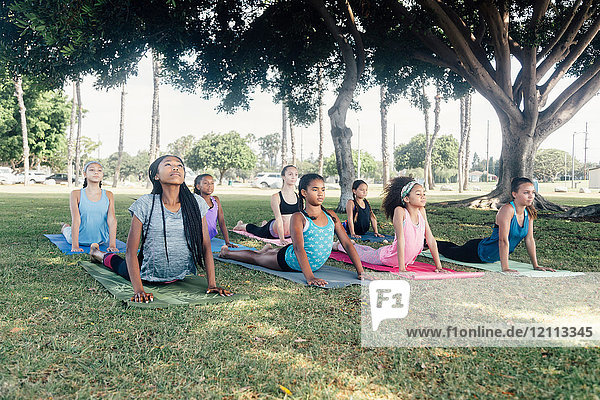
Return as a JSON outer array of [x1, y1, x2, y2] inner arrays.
[[510, 177, 537, 220]]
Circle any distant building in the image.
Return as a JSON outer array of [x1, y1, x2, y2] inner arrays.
[[469, 171, 498, 182], [590, 166, 600, 189]]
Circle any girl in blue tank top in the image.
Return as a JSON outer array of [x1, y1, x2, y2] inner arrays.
[[219, 173, 367, 287], [437, 177, 555, 272], [61, 161, 118, 252]]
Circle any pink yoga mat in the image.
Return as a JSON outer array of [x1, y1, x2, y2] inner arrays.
[[231, 229, 292, 246], [329, 251, 484, 280]]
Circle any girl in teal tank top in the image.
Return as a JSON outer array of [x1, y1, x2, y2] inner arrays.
[[60, 161, 118, 252], [437, 177, 555, 273], [219, 173, 368, 287]]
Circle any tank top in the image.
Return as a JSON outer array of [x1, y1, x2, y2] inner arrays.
[[279, 191, 300, 215], [285, 212, 335, 272], [77, 187, 110, 245], [378, 209, 425, 267], [345, 199, 371, 235], [477, 202, 529, 263], [205, 196, 219, 239]]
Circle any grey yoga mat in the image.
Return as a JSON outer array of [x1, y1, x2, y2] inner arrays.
[[214, 256, 364, 289]]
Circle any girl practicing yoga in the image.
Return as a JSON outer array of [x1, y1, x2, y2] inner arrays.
[[436, 177, 554, 273], [234, 165, 299, 245], [220, 173, 366, 287], [342, 179, 384, 238], [90, 155, 231, 303], [61, 161, 118, 252], [335, 177, 444, 272], [194, 173, 237, 247]]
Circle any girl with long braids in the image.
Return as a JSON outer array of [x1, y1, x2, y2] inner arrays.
[[334, 177, 444, 273], [436, 177, 554, 273], [61, 161, 118, 252], [342, 179, 384, 238], [233, 165, 299, 245], [89, 155, 231, 302], [220, 173, 366, 287]]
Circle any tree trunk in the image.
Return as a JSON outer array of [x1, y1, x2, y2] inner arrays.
[[458, 96, 465, 193], [67, 82, 76, 188], [75, 81, 83, 186], [281, 102, 288, 167], [317, 68, 324, 176], [14, 76, 30, 186], [463, 94, 472, 191], [148, 52, 160, 188], [425, 87, 441, 189], [289, 117, 296, 166], [421, 83, 431, 189], [113, 83, 126, 188], [380, 85, 390, 185]]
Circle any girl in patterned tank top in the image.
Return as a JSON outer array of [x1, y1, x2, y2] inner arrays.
[[193, 173, 237, 248], [335, 177, 444, 272], [61, 161, 118, 253], [220, 174, 367, 287]]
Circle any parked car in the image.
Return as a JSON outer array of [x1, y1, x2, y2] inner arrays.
[[16, 171, 49, 184], [0, 167, 16, 185], [45, 173, 75, 185], [251, 172, 282, 189]]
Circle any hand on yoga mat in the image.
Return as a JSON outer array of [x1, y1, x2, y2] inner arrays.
[[307, 277, 328, 287], [373, 233, 385, 238], [534, 266, 556, 272], [71, 246, 84, 252], [207, 286, 233, 296], [350, 234, 362, 239], [226, 242, 238, 248], [131, 291, 154, 303], [106, 246, 119, 252]]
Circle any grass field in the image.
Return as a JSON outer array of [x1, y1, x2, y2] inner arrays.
[[0, 189, 599, 399]]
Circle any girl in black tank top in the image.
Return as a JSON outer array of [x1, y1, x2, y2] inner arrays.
[[278, 191, 300, 215]]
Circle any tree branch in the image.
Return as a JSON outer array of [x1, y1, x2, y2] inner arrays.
[[536, 0, 593, 82], [538, 12, 600, 106], [537, 0, 585, 60], [539, 57, 600, 128], [340, 0, 365, 76]]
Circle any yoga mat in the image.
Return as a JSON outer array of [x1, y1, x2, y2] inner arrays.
[[45, 234, 126, 254], [210, 237, 254, 253], [214, 256, 363, 289], [329, 251, 484, 280], [81, 261, 248, 308], [231, 229, 292, 246], [420, 250, 584, 277], [354, 231, 395, 243]]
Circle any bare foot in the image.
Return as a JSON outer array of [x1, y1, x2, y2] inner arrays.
[[219, 245, 230, 258], [259, 220, 268, 227], [234, 220, 245, 231], [89, 243, 104, 264], [60, 222, 69, 234], [332, 241, 341, 251]]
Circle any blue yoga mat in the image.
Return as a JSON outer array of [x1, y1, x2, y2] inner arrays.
[[214, 256, 364, 289], [210, 237, 254, 253], [44, 234, 127, 254], [356, 231, 395, 243]]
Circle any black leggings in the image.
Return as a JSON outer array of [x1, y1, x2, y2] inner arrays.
[[437, 239, 483, 263], [103, 253, 131, 280], [246, 219, 276, 239]]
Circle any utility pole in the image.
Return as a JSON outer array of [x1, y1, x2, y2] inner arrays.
[[300, 127, 303, 163], [584, 122, 589, 181], [357, 119, 361, 180], [393, 123, 396, 173], [485, 120, 489, 182], [572, 132, 576, 188]]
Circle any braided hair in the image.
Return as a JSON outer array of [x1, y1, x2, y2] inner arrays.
[[381, 177, 417, 220], [510, 177, 538, 220], [193, 173, 212, 195], [146, 155, 205, 270], [297, 173, 336, 223], [351, 179, 369, 220]]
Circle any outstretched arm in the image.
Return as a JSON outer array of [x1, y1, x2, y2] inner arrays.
[[214, 196, 236, 248], [270, 193, 287, 245], [333, 211, 366, 278], [126, 216, 152, 303], [393, 207, 407, 271], [525, 218, 553, 271], [289, 213, 326, 286], [202, 216, 232, 296], [370, 211, 384, 237], [106, 191, 118, 252], [345, 199, 359, 238], [496, 205, 516, 272], [421, 208, 443, 272], [69, 190, 83, 252]]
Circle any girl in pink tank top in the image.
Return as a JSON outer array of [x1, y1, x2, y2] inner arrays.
[[336, 177, 444, 272]]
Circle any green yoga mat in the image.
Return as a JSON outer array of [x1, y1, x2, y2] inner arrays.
[[81, 261, 248, 308], [420, 250, 584, 277]]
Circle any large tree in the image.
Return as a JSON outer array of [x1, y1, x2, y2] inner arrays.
[[361, 0, 600, 209]]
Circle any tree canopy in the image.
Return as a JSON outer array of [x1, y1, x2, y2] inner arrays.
[[394, 134, 458, 172], [186, 131, 256, 184]]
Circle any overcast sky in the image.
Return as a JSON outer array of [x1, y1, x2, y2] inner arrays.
[[76, 55, 600, 166]]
